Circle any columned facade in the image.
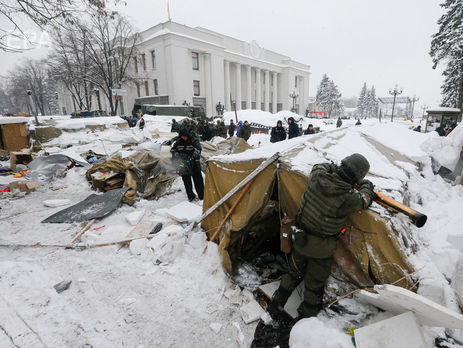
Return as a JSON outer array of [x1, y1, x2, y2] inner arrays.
[[58, 21, 311, 116]]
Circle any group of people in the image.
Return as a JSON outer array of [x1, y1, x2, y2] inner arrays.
[[270, 118, 316, 143]]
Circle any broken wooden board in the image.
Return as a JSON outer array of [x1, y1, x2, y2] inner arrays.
[[0, 296, 46, 347], [355, 311, 425, 348], [125, 220, 173, 239], [258, 281, 304, 319], [356, 284, 463, 329]]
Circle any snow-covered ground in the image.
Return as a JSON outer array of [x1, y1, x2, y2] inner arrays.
[[1, 111, 463, 347]]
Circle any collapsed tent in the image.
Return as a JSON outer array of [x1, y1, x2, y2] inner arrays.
[[202, 140, 416, 291], [85, 151, 176, 205]]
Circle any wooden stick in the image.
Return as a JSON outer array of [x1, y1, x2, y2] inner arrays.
[[71, 219, 96, 244], [210, 178, 255, 243], [188, 152, 279, 233], [0, 233, 157, 250]]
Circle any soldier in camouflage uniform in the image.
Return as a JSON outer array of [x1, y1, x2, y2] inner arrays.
[[269, 153, 375, 319]]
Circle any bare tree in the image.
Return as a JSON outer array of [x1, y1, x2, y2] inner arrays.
[[80, 12, 138, 115], [0, 0, 117, 52], [7, 58, 56, 115], [48, 25, 95, 111]]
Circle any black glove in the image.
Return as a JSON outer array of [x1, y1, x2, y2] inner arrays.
[[359, 179, 374, 193]]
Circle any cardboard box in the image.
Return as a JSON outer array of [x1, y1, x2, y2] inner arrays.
[[9, 180, 38, 193]]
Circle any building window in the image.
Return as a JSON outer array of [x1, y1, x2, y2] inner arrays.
[[271, 74, 274, 86], [151, 50, 156, 69], [141, 53, 146, 71], [193, 80, 200, 96], [144, 81, 149, 96], [295, 76, 297, 88], [263, 74, 265, 84], [136, 82, 140, 97], [153, 79, 158, 95], [192, 52, 199, 70], [133, 57, 138, 73]]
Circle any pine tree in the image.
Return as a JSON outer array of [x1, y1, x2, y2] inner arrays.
[[366, 86, 378, 118], [357, 83, 368, 118], [430, 0, 463, 111], [441, 57, 462, 107], [316, 74, 343, 117]]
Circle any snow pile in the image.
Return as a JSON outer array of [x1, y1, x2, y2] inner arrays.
[[289, 317, 352, 347], [421, 121, 463, 171]]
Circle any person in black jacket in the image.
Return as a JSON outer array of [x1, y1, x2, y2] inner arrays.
[[171, 128, 204, 201], [336, 117, 342, 128], [238, 120, 251, 141], [270, 120, 287, 143], [304, 124, 315, 135], [228, 119, 235, 137], [288, 117, 300, 139]]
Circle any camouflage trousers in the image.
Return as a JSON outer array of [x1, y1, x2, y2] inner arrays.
[[272, 249, 333, 318]]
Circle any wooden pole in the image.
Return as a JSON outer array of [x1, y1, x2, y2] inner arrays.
[[71, 219, 96, 244], [373, 190, 427, 228], [209, 178, 255, 243]]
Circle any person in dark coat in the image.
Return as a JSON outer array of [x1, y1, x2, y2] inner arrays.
[[216, 120, 227, 138], [171, 119, 180, 133], [268, 154, 374, 320], [355, 118, 362, 126], [228, 119, 235, 137], [336, 117, 342, 128], [270, 120, 287, 143], [238, 120, 251, 141], [288, 117, 300, 139], [435, 126, 446, 136], [171, 128, 204, 202], [304, 124, 315, 135]]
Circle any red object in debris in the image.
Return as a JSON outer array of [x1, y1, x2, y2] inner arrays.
[[0, 189, 10, 192], [93, 225, 106, 231]]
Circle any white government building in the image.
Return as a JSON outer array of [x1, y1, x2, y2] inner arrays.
[[60, 21, 311, 116]]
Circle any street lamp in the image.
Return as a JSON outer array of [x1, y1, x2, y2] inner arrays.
[[289, 90, 299, 113], [93, 88, 102, 112], [410, 95, 419, 119], [389, 85, 403, 122], [421, 104, 428, 119], [26, 90, 39, 125]]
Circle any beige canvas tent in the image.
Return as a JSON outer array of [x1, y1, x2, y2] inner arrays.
[[202, 139, 416, 291]]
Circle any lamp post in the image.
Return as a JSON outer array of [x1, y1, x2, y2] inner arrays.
[[94, 88, 102, 112], [421, 104, 428, 119], [26, 90, 39, 125], [410, 95, 419, 119], [289, 90, 299, 113], [389, 85, 403, 122]]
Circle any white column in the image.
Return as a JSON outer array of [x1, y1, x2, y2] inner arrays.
[[264, 70, 270, 112], [256, 68, 262, 110], [246, 66, 252, 110], [273, 72, 278, 113], [224, 61, 230, 111], [235, 63, 242, 110], [204, 54, 213, 116]]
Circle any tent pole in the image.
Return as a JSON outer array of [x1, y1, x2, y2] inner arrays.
[[189, 152, 280, 232], [209, 178, 255, 244]]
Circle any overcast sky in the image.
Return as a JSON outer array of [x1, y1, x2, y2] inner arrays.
[[0, 0, 445, 112]]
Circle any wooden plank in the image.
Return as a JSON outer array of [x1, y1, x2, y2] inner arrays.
[[192, 152, 279, 229]]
